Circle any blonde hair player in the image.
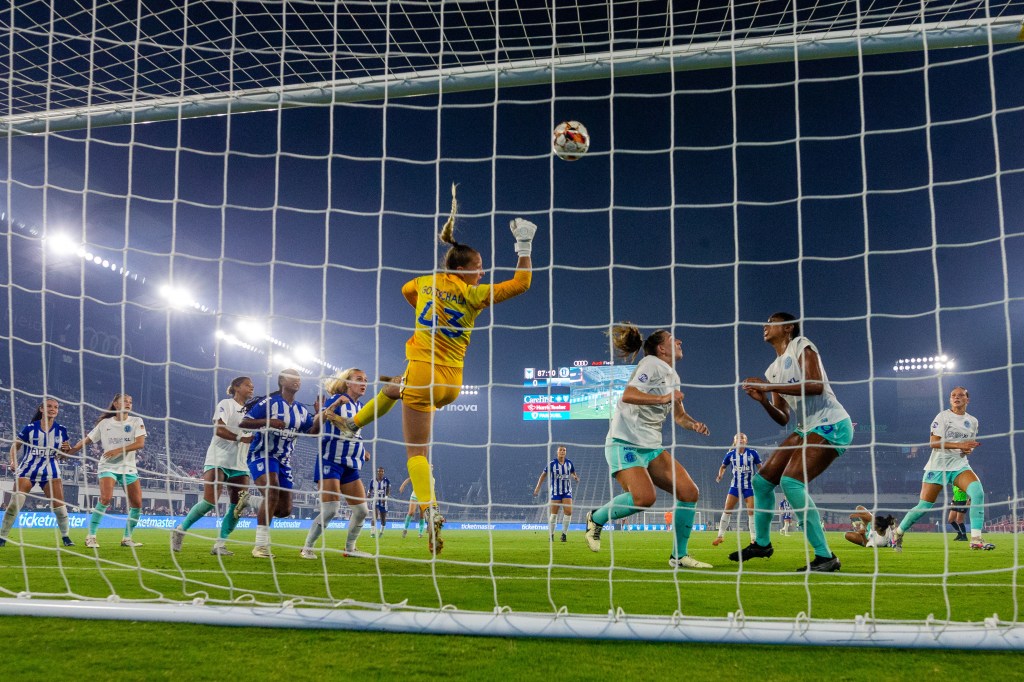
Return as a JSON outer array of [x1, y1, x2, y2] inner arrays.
[[330, 185, 537, 555], [172, 376, 255, 556], [892, 386, 993, 552], [67, 393, 147, 549], [1, 398, 74, 547], [584, 324, 713, 570]]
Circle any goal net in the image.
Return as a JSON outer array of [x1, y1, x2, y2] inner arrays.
[[1, 0, 1023, 648]]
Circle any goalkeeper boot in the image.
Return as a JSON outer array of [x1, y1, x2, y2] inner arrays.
[[425, 506, 445, 556], [62, 536, 74, 547], [796, 553, 841, 573], [728, 542, 774, 563], [584, 511, 602, 552]]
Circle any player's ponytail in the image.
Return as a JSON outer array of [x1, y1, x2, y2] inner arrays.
[[226, 376, 251, 397], [770, 311, 801, 339], [439, 182, 479, 270], [611, 323, 670, 361], [29, 403, 45, 423]]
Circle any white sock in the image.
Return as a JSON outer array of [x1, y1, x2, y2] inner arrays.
[[971, 529, 982, 540], [346, 503, 368, 550], [1, 492, 26, 538], [548, 513, 557, 535], [54, 505, 70, 536], [305, 501, 340, 548], [718, 511, 730, 536], [255, 525, 270, 547], [562, 513, 570, 533]]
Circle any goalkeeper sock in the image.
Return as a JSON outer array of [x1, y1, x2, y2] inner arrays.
[[89, 502, 108, 535], [181, 499, 215, 531], [0, 492, 26, 539], [407, 456, 434, 509], [966, 481, 985, 538], [780, 476, 830, 558], [548, 513, 557, 537], [898, 500, 935, 534], [752, 474, 776, 546], [354, 390, 398, 429], [591, 493, 640, 526], [53, 504, 70, 536], [220, 504, 239, 539], [672, 501, 697, 557], [124, 508, 141, 538]]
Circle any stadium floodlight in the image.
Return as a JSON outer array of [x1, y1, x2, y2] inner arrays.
[[45, 232, 79, 256], [293, 345, 318, 364], [236, 319, 266, 341], [894, 355, 956, 372]]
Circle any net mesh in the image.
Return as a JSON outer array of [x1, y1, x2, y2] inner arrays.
[[1, 0, 1023, 646]]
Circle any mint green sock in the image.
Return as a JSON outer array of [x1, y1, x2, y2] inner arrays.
[[899, 499, 935, 533], [591, 492, 639, 527], [404, 514, 413, 530], [220, 504, 239, 539], [752, 474, 776, 546], [181, 500, 215, 531], [124, 508, 141, 539], [966, 481, 985, 534], [89, 503, 108, 535], [672, 501, 697, 558], [780, 476, 830, 558], [418, 517, 425, 534]]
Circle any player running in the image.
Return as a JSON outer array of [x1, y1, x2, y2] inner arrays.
[[301, 368, 372, 559], [172, 376, 255, 555], [331, 185, 537, 555], [68, 394, 148, 549], [1, 399, 74, 547], [533, 446, 580, 542], [893, 386, 993, 551], [367, 467, 391, 538], [584, 323, 713, 569], [731, 312, 853, 572], [711, 433, 761, 547]]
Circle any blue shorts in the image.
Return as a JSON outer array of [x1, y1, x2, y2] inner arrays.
[[247, 455, 294, 490], [314, 459, 361, 484], [796, 418, 854, 456], [375, 502, 388, 514], [17, 456, 60, 490], [922, 467, 972, 487], [98, 472, 139, 486], [782, 513, 793, 521], [604, 439, 664, 474], [551, 493, 573, 502], [728, 487, 754, 499]]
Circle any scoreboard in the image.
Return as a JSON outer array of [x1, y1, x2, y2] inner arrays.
[[522, 360, 635, 421]]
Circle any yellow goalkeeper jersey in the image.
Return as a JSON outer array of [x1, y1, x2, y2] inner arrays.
[[403, 270, 531, 368]]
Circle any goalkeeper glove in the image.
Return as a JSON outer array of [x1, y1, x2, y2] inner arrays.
[[510, 218, 538, 257]]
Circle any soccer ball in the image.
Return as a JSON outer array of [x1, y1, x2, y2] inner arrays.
[[552, 120, 590, 161]]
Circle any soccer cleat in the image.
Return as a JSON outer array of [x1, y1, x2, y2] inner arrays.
[[210, 545, 234, 556], [234, 491, 252, 519], [85, 535, 99, 548], [61, 536, 75, 547], [970, 540, 996, 551], [343, 548, 374, 558], [0, 538, 5, 548], [711, 535, 724, 546], [670, 555, 713, 569], [728, 542, 774, 563], [425, 506, 446, 555], [892, 530, 904, 553], [120, 539, 143, 548], [584, 511, 602, 552], [299, 548, 318, 560], [170, 528, 184, 552], [560, 533, 567, 543], [402, 530, 408, 539], [550, 534, 555, 542], [251, 545, 275, 559], [955, 533, 968, 542], [796, 553, 841, 573]]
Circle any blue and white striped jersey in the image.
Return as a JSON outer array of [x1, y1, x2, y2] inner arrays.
[[546, 459, 576, 497], [246, 394, 315, 464], [320, 394, 365, 469], [368, 477, 391, 504], [17, 421, 69, 459], [722, 448, 761, 490]]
